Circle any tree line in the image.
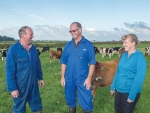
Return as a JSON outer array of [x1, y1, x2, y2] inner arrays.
[[0, 40, 150, 50], [0, 42, 67, 49], [0, 35, 15, 41]]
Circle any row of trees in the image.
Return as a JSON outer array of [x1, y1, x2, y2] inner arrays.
[[0, 42, 67, 49], [0, 40, 150, 49], [33, 42, 67, 48], [0, 36, 15, 41]]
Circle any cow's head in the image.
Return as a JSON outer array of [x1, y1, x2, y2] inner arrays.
[[91, 60, 119, 99], [91, 60, 117, 89], [91, 62, 103, 89]]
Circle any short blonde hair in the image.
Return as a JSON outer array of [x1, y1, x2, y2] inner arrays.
[[121, 34, 139, 45]]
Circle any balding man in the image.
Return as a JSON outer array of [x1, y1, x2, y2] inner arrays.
[[60, 22, 96, 113], [6, 26, 44, 113]]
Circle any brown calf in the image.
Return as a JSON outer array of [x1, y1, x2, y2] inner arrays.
[[91, 48, 125, 100], [50, 50, 62, 63], [91, 59, 119, 99]]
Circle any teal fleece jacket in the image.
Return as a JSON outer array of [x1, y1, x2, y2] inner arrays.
[[110, 49, 147, 101]]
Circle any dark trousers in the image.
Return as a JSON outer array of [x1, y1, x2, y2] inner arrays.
[[114, 90, 140, 113]]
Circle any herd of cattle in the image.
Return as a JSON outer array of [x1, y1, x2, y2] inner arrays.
[[0, 46, 150, 99], [1, 46, 150, 62]]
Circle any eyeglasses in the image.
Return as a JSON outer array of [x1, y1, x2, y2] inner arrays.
[[69, 28, 79, 33]]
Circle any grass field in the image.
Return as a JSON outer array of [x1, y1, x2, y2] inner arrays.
[[0, 43, 150, 113]]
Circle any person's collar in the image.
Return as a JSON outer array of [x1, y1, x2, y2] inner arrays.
[[71, 36, 85, 43], [19, 40, 32, 50]]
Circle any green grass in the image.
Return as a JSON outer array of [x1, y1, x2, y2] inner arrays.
[[0, 43, 150, 113]]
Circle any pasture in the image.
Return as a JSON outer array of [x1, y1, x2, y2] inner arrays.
[[0, 43, 150, 113]]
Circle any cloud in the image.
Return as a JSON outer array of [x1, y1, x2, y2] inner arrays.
[[86, 28, 95, 31], [1, 22, 150, 41], [113, 27, 120, 31], [33, 25, 111, 41], [29, 14, 44, 20], [112, 22, 150, 41], [0, 27, 5, 30], [124, 22, 150, 30], [11, 9, 20, 13], [123, 22, 150, 36], [0, 26, 19, 38], [33, 25, 70, 40]]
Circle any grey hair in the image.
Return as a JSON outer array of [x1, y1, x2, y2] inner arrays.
[[121, 34, 139, 45], [18, 26, 32, 38], [70, 22, 82, 29]]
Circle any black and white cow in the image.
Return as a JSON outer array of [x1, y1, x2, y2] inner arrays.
[[99, 47, 113, 58], [111, 47, 122, 56], [145, 47, 150, 57], [57, 47, 63, 52], [94, 46, 99, 54], [41, 46, 50, 53], [0, 50, 7, 61]]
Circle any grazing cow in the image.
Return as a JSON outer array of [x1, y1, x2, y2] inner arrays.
[[145, 47, 150, 57], [99, 47, 113, 58], [111, 47, 122, 56], [91, 59, 119, 99], [57, 47, 63, 52], [91, 49, 125, 100], [50, 50, 62, 63], [94, 46, 99, 54], [36, 49, 41, 56], [1, 50, 7, 61], [42, 46, 50, 53]]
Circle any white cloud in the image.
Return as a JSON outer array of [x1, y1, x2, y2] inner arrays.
[[11, 9, 20, 13], [112, 22, 150, 41], [0, 26, 19, 38], [1, 22, 150, 41], [86, 28, 95, 31], [29, 15, 44, 20], [0, 27, 5, 30], [33, 25, 70, 40]]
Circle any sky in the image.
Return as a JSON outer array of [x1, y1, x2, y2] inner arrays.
[[0, 0, 150, 41]]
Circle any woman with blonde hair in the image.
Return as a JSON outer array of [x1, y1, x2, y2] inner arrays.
[[110, 34, 147, 113]]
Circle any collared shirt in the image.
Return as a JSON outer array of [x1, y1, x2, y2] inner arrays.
[[74, 38, 82, 49], [19, 40, 32, 51]]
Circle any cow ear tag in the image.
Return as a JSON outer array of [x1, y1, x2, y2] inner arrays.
[[101, 67, 104, 70]]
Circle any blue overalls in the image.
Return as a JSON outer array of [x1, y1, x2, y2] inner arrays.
[[6, 41, 43, 113], [60, 37, 96, 111]]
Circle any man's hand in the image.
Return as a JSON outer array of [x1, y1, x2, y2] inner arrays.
[[83, 77, 91, 90], [61, 77, 65, 87], [11, 90, 19, 98], [39, 80, 44, 87]]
